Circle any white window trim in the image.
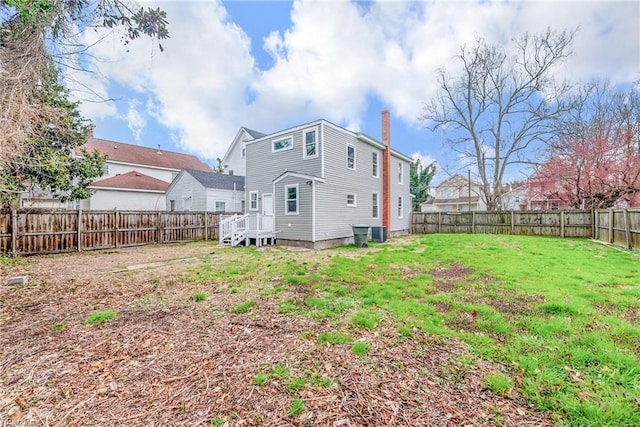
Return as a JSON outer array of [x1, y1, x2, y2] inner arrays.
[[347, 193, 357, 208], [398, 196, 404, 219], [303, 127, 319, 160], [398, 162, 403, 184], [372, 151, 379, 178], [272, 136, 293, 153], [285, 184, 299, 215], [215, 201, 226, 212], [347, 144, 356, 170], [249, 191, 259, 211], [372, 192, 379, 219]]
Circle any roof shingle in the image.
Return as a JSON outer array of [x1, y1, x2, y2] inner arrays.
[[185, 169, 245, 191], [90, 171, 170, 191], [85, 138, 212, 172]]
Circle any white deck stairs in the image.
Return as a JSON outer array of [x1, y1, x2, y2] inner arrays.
[[219, 214, 275, 247]]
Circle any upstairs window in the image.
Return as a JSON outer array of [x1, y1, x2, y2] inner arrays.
[[272, 137, 293, 152], [372, 151, 379, 177], [241, 143, 246, 158], [347, 194, 357, 207], [304, 128, 318, 159], [347, 144, 356, 170], [398, 162, 403, 184], [102, 164, 110, 176]]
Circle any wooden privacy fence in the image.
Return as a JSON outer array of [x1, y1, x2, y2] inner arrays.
[[0, 209, 223, 256], [412, 209, 640, 250]]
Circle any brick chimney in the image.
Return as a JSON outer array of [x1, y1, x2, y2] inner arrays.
[[381, 108, 391, 231]]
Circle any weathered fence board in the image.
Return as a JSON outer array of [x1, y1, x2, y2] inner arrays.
[[0, 209, 225, 256], [413, 209, 640, 250]]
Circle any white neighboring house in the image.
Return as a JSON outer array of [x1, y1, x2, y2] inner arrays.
[[166, 170, 245, 212], [420, 174, 486, 212], [500, 184, 528, 211], [75, 137, 213, 211], [87, 171, 169, 210], [220, 127, 266, 176]]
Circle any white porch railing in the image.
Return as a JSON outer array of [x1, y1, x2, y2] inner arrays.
[[247, 214, 273, 235], [219, 214, 249, 246], [219, 213, 274, 247]]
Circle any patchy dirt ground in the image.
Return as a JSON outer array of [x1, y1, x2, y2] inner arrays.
[[1, 242, 552, 426]]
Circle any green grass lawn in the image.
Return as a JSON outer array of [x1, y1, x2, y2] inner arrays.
[[190, 234, 640, 426]]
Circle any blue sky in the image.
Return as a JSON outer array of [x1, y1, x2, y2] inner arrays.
[[68, 0, 640, 184]]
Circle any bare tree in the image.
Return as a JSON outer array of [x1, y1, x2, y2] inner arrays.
[[421, 29, 576, 210]]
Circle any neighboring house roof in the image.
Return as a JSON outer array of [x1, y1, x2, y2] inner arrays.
[[432, 196, 480, 204], [221, 127, 267, 167], [436, 174, 481, 188], [184, 169, 246, 191], [90, 171, 170, 192], [243, 127, 266, 139], [85, 138, 212, 172]]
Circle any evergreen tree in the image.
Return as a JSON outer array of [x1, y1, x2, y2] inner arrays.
[[0, 63, 107, 208], [410, 159, 436, 211]]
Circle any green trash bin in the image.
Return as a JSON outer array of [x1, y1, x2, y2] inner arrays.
[[352, 224, 370, 248]]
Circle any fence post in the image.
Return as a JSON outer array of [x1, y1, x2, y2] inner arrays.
[[608, 209, 614, 244], [592, 209, 597, 240], [204, 212, 208, 241], [437, 212, 441, 233], [114, 210, 119, 249], [511, 211, 515, 234], [560, 211, 565, 238], [624, 209, 632, 249], [471, 211, 475, 233], [77, 209, 82, 252], [11, 209, 17, 255], [156, 211, 161, 244]]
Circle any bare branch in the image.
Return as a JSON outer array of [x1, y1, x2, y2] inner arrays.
[[421, 29, 576, 210]]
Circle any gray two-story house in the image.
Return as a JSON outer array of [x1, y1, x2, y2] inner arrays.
[[243, 109, 412, 249]]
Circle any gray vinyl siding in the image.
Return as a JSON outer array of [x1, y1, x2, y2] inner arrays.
[[245, 124, 322, 239], [245, 120, 409, 244], [166, 173, 206, 211], [314, 124, 383, 241], [390, 154, 412, 231], [273, 176, 312, 241]]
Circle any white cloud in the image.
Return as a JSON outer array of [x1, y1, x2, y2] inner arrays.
[[124, 101, 146, 143], [78, 1, 255, 160], [251, 0, 377, 128], [71, 0, 639, 164], [411, 151, 436, 168]]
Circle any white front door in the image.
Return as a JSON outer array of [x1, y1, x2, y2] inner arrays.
[[262, 194, 273, 216]]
